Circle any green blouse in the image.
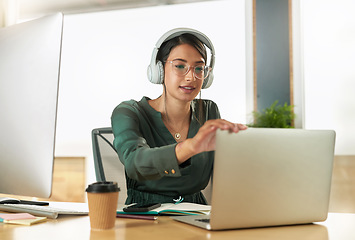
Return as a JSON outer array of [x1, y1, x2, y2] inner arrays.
[[111, 96, 220, 204]]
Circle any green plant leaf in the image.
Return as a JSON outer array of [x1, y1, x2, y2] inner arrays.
[[247, 100, 295, 128]]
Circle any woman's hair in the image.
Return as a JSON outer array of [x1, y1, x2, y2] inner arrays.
[[157, 33, 207, 126], [157, 33, 208, 67]]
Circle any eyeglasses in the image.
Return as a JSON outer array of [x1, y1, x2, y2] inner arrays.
[[166, 60, 211, 80]]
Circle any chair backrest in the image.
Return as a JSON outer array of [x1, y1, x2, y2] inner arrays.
[[202, 178, 212, 204], [91, 127, 127, 204], [91, 127, 212, 205]]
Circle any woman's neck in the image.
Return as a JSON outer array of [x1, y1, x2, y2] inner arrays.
[[149, 95, 191, 142], [150, 95, 191, 122]]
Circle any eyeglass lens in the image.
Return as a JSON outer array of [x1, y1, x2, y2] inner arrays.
[[169, 60, 210, 79]]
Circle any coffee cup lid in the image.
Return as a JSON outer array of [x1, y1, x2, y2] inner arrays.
[[86, 181, 120, 193]]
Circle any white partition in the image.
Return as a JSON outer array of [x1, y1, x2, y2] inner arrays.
[[301, 0, 355, 155], [55, 0, 246, 158], [54, 1, 247, 184]]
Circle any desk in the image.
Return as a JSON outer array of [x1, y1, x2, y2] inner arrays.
[[0, 213, 355, 240]]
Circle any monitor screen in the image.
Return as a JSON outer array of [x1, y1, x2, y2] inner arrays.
[[0, 13, 63, 198]]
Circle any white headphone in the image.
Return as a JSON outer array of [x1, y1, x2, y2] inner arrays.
[[147, 28, 215, 89]]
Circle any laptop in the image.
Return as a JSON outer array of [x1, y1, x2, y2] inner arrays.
[[172, 128, 336, 230]]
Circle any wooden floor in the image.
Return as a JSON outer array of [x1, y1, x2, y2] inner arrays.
[[1, 156, 354, 213]]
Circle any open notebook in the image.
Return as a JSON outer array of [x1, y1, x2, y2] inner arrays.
[[117, 202, 210, 216], [172, 128, 336, 230]]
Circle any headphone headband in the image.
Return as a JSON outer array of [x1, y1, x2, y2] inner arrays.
[[155, 28, 215, 53], [147, 28, 215, 89]]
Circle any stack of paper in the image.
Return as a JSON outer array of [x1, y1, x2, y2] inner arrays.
[[0, 213, 47, 225]]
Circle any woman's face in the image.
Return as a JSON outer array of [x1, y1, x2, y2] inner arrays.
[[163, 43, 205, 103]]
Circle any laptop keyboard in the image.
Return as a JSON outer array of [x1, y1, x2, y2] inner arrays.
[[196, 218, 210, 223]]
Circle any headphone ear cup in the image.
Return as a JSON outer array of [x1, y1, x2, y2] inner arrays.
[[147, 61, 164, 84], [156, 61, 164, 84], [147, 64, 154, 83], [202, 72, 214, 89]]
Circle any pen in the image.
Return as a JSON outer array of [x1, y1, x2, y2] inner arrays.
[[116, 214, 157, 221]]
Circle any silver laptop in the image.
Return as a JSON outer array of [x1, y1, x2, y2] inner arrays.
[[172, 128, 336, 230]]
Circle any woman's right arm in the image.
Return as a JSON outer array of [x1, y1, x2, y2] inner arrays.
[[175, 119, 247, 165]]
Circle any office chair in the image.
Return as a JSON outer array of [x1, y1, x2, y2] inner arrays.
[[91, 127, 127, 204], [91, 127, 212, 204]]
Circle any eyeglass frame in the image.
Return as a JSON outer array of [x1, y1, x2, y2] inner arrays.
[[165, 59, 212, 80]]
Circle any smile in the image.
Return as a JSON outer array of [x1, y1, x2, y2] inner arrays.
[[180, 86, 195, 90]]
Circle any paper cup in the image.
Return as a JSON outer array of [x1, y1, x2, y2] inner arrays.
[[86, 182, 120, 230]]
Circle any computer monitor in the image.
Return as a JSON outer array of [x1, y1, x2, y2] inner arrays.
[[0, 13, 63, 198]]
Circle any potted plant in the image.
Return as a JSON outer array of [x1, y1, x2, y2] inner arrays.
[[247, 100, 295, 128]]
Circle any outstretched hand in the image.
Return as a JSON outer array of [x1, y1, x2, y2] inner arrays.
[[190, 119, 247, 153], [176, 119, 247, 164]]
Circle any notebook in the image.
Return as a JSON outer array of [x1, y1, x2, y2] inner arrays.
[[172, 128, 336, 230], [117, 202, 211, 215]]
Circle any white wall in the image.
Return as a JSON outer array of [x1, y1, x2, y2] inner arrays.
[[50, 0, 355, 187], [55, 0, 247, 184], [55, 0, 355, 162], [301, 0, 355, 155]]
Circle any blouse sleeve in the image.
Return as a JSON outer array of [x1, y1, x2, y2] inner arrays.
[[111, 102, 181, 182]]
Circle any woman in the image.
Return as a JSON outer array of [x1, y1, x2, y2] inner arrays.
[[111, 28, 247, 205]]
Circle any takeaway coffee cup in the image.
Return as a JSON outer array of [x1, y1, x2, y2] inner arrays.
[[86, 182, 120, 230]]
